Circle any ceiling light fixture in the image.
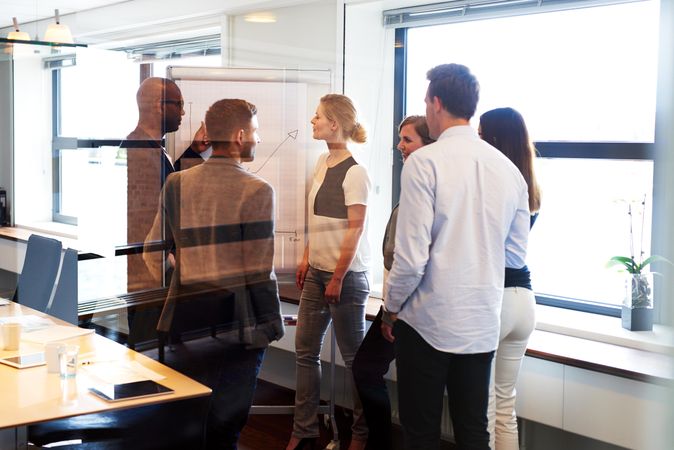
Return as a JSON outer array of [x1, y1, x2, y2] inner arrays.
[[244, 12, 277, 24], [44, 9, 74, 44], [7, 17, 30, 41]]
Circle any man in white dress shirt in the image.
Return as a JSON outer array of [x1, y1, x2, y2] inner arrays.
[[384, 64, 530, 450]]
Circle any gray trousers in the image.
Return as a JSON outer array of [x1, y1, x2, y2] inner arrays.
[[292, 266, 370, 440]]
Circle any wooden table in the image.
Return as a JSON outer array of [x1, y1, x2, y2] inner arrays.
[[0, 301, 211, 448]]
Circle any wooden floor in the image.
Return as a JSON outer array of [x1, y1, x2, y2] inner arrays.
[[240, 379, 456, 450], [148, 335, 457, 450], [240, 380, 348, 450]]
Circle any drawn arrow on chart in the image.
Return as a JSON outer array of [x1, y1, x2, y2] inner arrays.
[[251, 129, 299, 174]]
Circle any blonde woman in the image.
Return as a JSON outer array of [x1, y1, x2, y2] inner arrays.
[[287, 94, 371, 450]]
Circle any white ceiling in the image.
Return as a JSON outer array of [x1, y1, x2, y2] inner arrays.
[[0, 0, 129, 30], [0, 0, 336, 41]]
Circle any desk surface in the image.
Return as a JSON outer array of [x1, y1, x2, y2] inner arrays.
[[0, 301, 211, 429]]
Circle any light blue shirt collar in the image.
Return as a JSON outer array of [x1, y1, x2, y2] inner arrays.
[[436, 125, 478, 140]]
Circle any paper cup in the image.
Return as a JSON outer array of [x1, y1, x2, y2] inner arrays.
[[1, 323, 21, 351]]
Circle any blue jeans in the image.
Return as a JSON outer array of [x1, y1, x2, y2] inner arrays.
[[293, 267, 370, 441], [394, 320, 494, 450], [205, 345, 266, 450]]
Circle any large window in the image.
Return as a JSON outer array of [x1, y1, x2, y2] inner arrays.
[[53, 47, 139, 225], [404, 2, 659, 143], [394, 0, 661, 313], [53, 48, 222, 227]]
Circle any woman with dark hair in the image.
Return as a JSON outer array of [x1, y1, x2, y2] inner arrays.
[[287, 94, 371, 450], [352, 115, 435, 450], [479, 107, 541, 450]]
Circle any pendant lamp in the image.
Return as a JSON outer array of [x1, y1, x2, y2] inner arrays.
[[44, 9, 73, 44], [7, 17, 30, 41]]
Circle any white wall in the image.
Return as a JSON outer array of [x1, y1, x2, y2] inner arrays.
[[654, 0, 674, 448], [343, 1, 396, 287], [12, 48, 54, 225], [229, 1, 337, 71]]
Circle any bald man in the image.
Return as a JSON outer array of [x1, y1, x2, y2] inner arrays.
[[125, 77, 212, 346], [127, 77, 184, 185], [133, 77, 184, 136], [125, 78, 181, 296]]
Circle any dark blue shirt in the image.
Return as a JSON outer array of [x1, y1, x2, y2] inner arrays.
[[504, 213, 538, 290]]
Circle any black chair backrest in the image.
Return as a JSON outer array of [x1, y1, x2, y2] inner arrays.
[[13, 234, 63, 312]]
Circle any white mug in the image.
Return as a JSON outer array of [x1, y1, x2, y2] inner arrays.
[[1, 323, 21, 351]]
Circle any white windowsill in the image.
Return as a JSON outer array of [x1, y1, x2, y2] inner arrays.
[[15, 221, 78, 240], [364, 292, 673, 355], [535, 304, 674, 354]]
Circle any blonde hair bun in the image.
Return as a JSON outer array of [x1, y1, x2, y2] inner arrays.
[[320, 94, 367, 144], [351, 122, 367, 144]]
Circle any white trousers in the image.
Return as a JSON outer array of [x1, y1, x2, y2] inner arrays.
[[488, 287, 536, 450]]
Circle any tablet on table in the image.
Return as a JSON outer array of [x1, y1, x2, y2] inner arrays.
[[0, 353, 46, 369], [88, 380, 174, 402]]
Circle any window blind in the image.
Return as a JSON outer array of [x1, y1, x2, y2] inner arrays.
[[383, 0, 647, 28], [113, 34, 221, 61]]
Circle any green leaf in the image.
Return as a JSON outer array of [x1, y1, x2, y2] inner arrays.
[[637, 255, 673, 272], [607, 256, 638, 273]]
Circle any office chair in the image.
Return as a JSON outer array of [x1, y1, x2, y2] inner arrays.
[[47, 247, 78, 325], [13, 234, 63, 312]]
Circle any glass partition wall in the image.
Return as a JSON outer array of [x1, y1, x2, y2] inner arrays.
[[1, 39, 140, 342], [1, 39, 331, 347]]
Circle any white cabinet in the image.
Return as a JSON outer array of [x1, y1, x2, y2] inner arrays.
[[516, 356, 673, 450], [0, 238, 24, 274], [516, 357, 564, 428], [563, 366, 671, 450]]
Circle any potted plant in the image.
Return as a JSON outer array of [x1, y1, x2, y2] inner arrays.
[[608, 256, 663, 331], [607, 196, 670, 331]]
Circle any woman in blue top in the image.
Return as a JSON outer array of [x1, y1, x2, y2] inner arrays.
[[352, 115, 435, 450], [479, 107, 541, 450]]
